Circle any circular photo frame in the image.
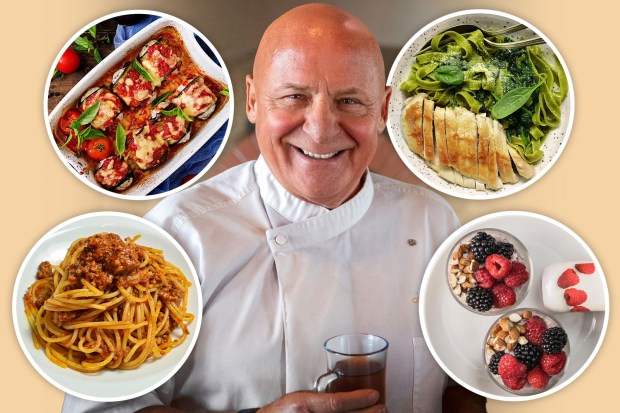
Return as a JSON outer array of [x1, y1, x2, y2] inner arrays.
[[12, 211, 202, 401], [45, 10, 234, 200], [386, 9, 574, 199]]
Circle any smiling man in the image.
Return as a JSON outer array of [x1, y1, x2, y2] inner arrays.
[[61, 4, 480, 413]]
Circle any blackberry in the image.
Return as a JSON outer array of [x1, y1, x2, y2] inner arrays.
[[465, 286, 493, 312], [513, 343, 541, 370], [488, 351, 504, 375], [470, 232, 497, 263], [494, 242, 515, 259], [541, 327, 568, 354]]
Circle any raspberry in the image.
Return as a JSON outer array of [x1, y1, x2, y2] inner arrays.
[[504, 263, 529, 288], [541, 327, 568, 354], [564, 288, 587, 306], [491, 282, 516, 308], [527, 366, 549, 389], [557, 268, 580, 289], [502, 375, 527, 390], [474, 268, 495, 289], [465, 286, 493, 312], [575, 263, 595, 274], [524, 316, 547, 346], [540, 351, 567, 376], [570, 305, 590, 312], [498, 354, 527, 379], [486, 254, 511, 279]]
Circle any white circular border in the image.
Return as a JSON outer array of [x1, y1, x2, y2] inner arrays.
[[386, 9, 575, 200], [420, 211, 609, 401], [43, 9, 235, 201], [11, 211, 203, 402]]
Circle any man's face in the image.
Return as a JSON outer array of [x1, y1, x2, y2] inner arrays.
[[247, 39, 390, 208]]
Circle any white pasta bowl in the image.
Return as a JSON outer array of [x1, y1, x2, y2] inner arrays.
[[386, 9, 574, 199], [12, 212, 202, 402]]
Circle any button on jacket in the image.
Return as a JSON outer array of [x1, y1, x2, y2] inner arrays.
[[63, 157, 459, 413]]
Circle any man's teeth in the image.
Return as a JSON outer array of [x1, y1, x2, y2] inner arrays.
[[301, 148, 339, 159]]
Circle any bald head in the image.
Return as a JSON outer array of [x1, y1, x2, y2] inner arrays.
[[253, 3, 385, 85]]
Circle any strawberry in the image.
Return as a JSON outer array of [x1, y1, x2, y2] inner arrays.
[[527, 366, 549, 389], [524, 315, 547, 346], [564, 288, 587, 306], [498, 354, 527, 379], [575, 263, 595, 274], [486, 254, 512, 279], [504, 263, 529, 288], [557, 268, 580, 289], [474, 268, 495, 289], [540, 351, 567, 376], [502, 375, 527, 390], [570, 305, 590, 312], [491, 282, 516, 308]]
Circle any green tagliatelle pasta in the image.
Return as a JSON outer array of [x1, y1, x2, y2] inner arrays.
[[401, 29, 568, 163]]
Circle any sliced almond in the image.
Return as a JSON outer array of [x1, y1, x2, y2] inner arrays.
[[507, 340, 517, 351], [492, 324, 502, 335], [518, 324, 526, 334], [518, 336, 529, 345], [496, 330, 508, 340], [509, 313, 522, 323], [509, 327, 521, 341], [453, 284, 461, 295], [449, 272, 457, 288], [462, 281, 473, 289], [492, 338, 507, 352], [522, 310, 533, 319], [499, 318, 513, 332]]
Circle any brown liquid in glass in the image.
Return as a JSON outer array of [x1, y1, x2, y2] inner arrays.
[[325, 357, 386, 405]]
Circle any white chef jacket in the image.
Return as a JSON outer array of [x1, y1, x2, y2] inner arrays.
[[63, 156, 459, 413]]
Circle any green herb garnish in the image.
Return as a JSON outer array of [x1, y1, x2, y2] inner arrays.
[[151, 91, 173, 108], [159, 107, 192, 122], [73, 24, 109, 64], [115, 123, 126, 156], [491, 81, 543, 119], [434, 66, 464, 86], [219, 88, 230, 96], [132, 60, 155, 84]]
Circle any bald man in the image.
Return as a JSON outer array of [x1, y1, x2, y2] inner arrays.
[[61, 4, 484, 413]]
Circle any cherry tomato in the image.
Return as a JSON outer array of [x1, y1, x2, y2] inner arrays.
[[58, 109, 83, 135], [57, 48, 80, 74], [85, 138, 114, 161]]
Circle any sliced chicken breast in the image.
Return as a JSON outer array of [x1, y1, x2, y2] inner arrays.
[[401, 94, 425, 156]]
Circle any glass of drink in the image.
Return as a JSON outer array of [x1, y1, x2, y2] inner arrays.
[[314, 334, 388, 405]]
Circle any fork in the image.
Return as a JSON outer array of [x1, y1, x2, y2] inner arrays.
[[415, 23, 543, 54]]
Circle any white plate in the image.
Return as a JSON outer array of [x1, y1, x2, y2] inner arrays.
[[420, 211, 608, 401], [386, 10, 574, 199], [12, 212, 202, 402], [45, 12, 233, 199]]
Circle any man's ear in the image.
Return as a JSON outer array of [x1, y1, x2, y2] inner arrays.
[[378, 85, 392, 133], [246, 74, 257, 124]]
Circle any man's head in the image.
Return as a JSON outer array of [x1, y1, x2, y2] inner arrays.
[[246, 3, 391, 208]]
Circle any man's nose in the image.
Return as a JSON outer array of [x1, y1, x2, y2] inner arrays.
[[302, 96, 339, 142]]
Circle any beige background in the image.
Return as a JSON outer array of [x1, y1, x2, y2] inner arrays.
[[1, 0, 616, 411]]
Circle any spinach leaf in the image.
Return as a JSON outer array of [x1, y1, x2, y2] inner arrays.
[[434, 65, 464, 86], [492, 81, 543, 119]]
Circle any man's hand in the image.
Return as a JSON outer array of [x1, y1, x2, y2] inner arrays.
[[257, 389, 386, 412]]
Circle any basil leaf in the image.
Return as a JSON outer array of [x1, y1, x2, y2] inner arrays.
[[73, 44, 88, 51], [219, 89, 229, 96], [160, 107, 193, 122], [132, 60, 155, 84], [76, 101, 101, 126], [116, 123, 126, 156], [492, 81, 543, 119], [76, 125, 90, 149], [61, 134, 73, 148], [81, 129, 106, 140], [94, 48, 103, 63], [152, 90, 173, 107], [88, 25, 97, 39], [434, 65, 464, 86], [74, 36, 93, 52]]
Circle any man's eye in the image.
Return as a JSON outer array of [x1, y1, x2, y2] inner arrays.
[[339, 98, 358, 105], [285, 94, 305, 100]]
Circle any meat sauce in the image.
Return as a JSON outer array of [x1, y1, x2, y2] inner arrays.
[[53, 27, 229, 193]]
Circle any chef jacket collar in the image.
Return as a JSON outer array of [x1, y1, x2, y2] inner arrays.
[[255, 156, 374, 250]]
